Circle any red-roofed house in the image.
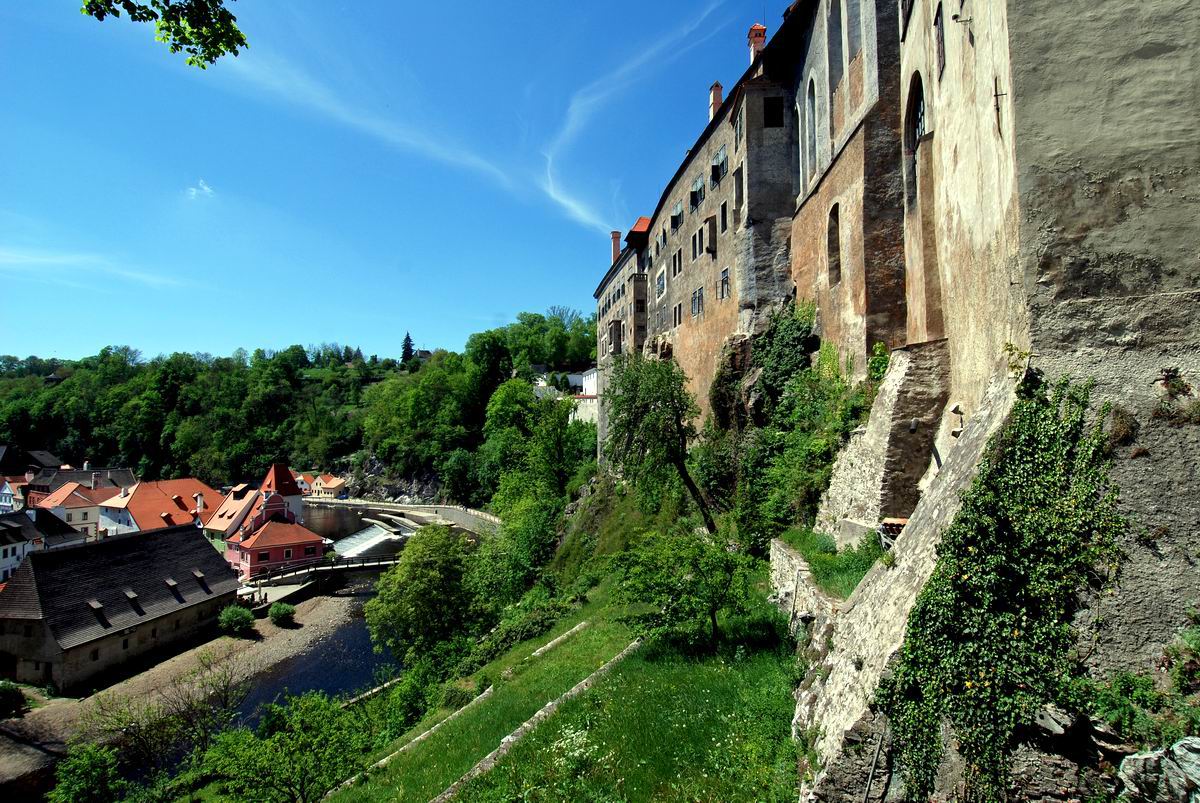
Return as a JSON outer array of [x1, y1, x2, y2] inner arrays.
[[99, 479, 221, 535], [36, 482, 120, 539], [260, 464, 304, 520], [224, 493, 326, 580]]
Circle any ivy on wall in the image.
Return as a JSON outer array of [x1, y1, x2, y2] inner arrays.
[[877, 376, 1124, 801]]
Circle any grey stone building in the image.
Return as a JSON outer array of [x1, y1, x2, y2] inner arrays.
[[0, 525, 239, 692]]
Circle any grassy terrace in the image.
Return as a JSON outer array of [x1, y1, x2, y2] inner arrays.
[[779, 526, 883, 599], [330, 588, 632, 803], [453, 581, 799, 802]]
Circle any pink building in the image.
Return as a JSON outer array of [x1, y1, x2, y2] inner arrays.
[[224, 493, 327, 581]]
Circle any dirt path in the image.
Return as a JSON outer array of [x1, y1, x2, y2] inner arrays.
[[0, 592, 357, 790]]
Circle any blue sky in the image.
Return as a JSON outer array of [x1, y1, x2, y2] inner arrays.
[[1, 1, 789, 360]]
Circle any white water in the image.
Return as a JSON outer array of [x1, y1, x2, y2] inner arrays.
[[334, 523, 408, 558]]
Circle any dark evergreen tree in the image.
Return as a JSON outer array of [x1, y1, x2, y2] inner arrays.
[[401, 332, 415, 364]]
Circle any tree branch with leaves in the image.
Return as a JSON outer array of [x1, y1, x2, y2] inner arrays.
[[81, 0, 246, 67]]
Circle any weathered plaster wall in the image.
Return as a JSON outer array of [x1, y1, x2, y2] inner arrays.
[[900, 0, 1028, 420], [791, 0, 907, 378], [1006, 0, 1200, 675]]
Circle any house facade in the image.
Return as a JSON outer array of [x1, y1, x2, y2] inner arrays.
[[0, 480, 14, 514], [36, 482, 119, 539], [310, 474, 346, 499], [0, 525, 239, 692], [223, 494, 326, 580]]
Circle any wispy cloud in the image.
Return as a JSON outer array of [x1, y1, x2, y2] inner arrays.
[[0, 247, 186, 289], [541, 1, 728, 234], [186, 178, 215, 200], [222, 53, 513, 188]]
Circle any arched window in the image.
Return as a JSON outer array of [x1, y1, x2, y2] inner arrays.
[[827, 204, 842, 286], [806, 80, 817, 180], [905, 72, 926, 204]]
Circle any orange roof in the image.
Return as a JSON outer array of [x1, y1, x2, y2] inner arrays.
[[37, 482, 105, 510], [318, 474, 345, 487], [101, 478, 223, 530], [630, 216, 652, 234], [239, 520, 324, 550], [261, 463, 303, 497]]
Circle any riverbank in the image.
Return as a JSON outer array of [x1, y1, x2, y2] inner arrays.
[[0, 592, 359, 794]]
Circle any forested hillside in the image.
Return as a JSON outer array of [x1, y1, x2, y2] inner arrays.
[[0, 309, 594, 489]]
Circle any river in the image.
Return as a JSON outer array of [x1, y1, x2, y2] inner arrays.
[[235, 504, 405, 722]]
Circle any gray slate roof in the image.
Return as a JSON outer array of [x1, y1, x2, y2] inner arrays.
[[0, 510, 79, 548], [0, 525, 239, 650], [24, 467, 137, 494]]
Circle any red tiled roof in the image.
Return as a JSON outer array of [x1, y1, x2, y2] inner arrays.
[[37, 482, 100, 510], [630, 216, 652, 234], [239, 520, 324, 550], [102, 479, 223, 530], [261, 463, 303, 497]]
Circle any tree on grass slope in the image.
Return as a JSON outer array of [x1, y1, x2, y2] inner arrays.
[[364, 525, 472, 663], [604, 355, 717, 533], [615, 529, 752, 645]]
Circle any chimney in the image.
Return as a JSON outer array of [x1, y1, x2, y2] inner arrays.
[[709, 81, 724, 121], [610, 231, 622, 265], [91, 472, 99, 490], [748, 23, 767, 64], [83, 460, 90, 471], [120, 485, 129, 498]]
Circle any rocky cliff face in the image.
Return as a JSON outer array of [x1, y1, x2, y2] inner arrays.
[[347, 457, 441, 504]]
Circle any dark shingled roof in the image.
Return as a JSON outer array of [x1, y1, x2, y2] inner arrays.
[[0, 446, 63, 476], [0, 509, 79, 548], [0, 525, 239, 651], [24, 467, 137, 495]]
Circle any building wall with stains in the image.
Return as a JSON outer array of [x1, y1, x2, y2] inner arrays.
[[789, 0, 908, 379]]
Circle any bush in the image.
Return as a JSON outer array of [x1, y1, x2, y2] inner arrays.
[[437, 681, 477, 711], [218, 605, 255, 636], [0, 680, 24, 718], [268, 602, 296, 627], [48, 744, 127, 803]]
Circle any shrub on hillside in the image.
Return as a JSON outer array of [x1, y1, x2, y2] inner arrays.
[[268, 603, 296, 627], [48, 744, 127, 803], [218, 605, 255, 636], [0, 680, 24, 718]]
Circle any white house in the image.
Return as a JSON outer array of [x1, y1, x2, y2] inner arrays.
[[0, 480, 15, 514]]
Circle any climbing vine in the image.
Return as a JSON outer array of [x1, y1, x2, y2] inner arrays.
[[877, 376, 1124, 801]]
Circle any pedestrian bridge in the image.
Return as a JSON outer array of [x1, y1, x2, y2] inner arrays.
[[250, 554, 403, 587]]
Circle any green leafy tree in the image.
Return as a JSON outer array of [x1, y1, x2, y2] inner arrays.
[[365, 526, 472, 662], [48, 744, 127, 803], [604, 355, 717, 533], [615, 529, 753, 644], [203, 693, 362, 803], [81, 0, 246, 67]]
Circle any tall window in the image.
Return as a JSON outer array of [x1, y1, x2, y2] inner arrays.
[[719, 268, 731, 299], [828, 0, 844, 93], [805, 81, 817, 180], [846, 0, 862, 57], [934, 4, 946, 78], [905, 73, 927, 206], [827, 204, 842, 286]]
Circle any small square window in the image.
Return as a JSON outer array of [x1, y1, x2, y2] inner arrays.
[[90, 648, 99, 661], [122, 638, 129, 650], [764, 97, 785, 128], [284, 549, 292, 560]]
